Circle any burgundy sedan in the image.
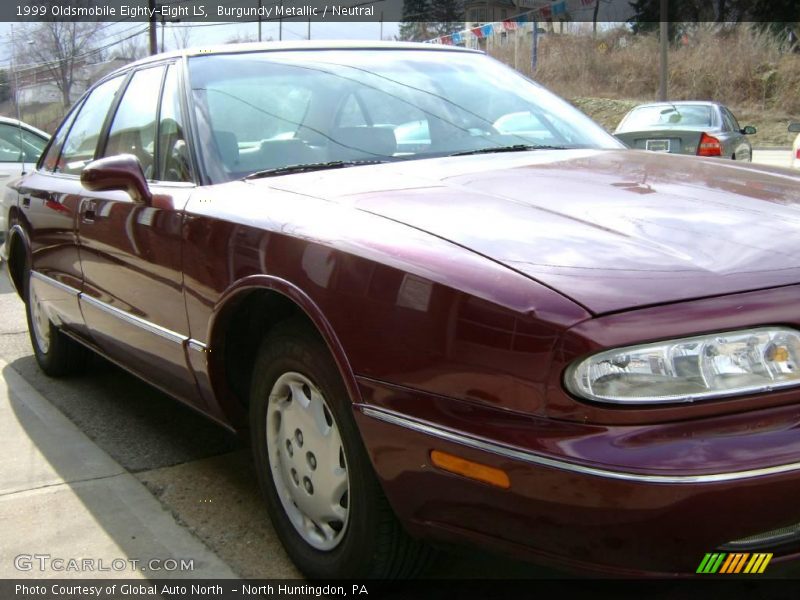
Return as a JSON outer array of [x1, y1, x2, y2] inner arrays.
[[4, 41, 800, 578]]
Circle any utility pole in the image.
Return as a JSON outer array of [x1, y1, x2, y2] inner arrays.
[[149, 0, 158, 55], [658, 0, 668, 101], [279, 0, 283, 40], [258, 0, 262, 41]]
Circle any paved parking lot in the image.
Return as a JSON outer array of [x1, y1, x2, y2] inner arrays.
[[752, 148, 794, 169]]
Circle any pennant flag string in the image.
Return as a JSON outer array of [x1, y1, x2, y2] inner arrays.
[[426, 1, 572, 45]]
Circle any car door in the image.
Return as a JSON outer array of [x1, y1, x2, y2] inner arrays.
[[76, 62, 202, 406], [721, 107, 751, 161], [16, 76, 125, 340]]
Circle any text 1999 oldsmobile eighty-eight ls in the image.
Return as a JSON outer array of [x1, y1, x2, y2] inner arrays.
[[4, 41, 800, 578]]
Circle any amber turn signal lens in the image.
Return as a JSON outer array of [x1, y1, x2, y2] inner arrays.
[[430, 450, 510, 489]]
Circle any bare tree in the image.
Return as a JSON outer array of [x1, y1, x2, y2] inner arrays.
[[17, 21, 102, 108], [170, 24, 193, 50], [225, 33, 259, 44], [114, 34, 148, 63]]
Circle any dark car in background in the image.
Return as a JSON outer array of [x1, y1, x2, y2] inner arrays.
[[5, 42, 800, 579], [614, 101, 756, 160]]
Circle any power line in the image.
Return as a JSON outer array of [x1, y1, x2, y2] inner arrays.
[[11, 24, 149, 73]]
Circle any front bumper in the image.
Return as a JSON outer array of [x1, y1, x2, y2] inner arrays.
[[355, 381, 800, 576]]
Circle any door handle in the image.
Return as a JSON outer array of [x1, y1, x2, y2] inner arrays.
[[81, 199, 96, 223]]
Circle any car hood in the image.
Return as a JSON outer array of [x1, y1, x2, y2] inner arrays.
[[268, 149, 800, 314]]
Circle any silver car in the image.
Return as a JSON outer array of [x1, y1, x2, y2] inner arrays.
[[614, 101, 756, 161], [0, 116, 49, 245]]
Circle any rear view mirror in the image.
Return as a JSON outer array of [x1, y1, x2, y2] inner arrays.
[[789, 123, 800, 133], [741, 126, 757, 135], [81, 154, 152, 205]]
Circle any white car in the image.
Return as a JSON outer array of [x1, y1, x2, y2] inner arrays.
[[790, 122, 800, 169], [0, 117, 50, 245]]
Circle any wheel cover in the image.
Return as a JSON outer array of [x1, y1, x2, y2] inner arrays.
[[29, 282, 51, 354], [266, 371, 350, 551]]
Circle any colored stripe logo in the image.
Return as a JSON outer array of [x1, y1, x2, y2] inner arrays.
[[697, 552, 772, 574]]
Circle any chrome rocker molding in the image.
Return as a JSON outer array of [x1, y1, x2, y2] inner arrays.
[[30, 270, 80, 297], [32, 269, 205, 349], [187, 339, 207, 352], [360, 405, 800, 484], [81, 294, 187, 345]]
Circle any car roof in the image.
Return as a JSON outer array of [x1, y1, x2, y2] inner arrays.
[[117, 40, 481, 73], [632, 101, 723, 108], [0, 116, 50, 139]]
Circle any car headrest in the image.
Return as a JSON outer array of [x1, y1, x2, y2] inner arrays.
[[212, 130, 239, 169], [329, 127, 396, 160], [259, 138, 315, 170]]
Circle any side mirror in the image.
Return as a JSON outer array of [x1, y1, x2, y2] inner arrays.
[[741, 125, 757, 135], [789, 122, 800, 133], [81, 154, 152, 204]]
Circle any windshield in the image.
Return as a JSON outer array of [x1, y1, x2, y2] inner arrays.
[[617, 104, 715, 132], [188, 49, 622, 183]]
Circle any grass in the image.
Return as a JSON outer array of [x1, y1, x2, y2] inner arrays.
[[0, 99, 66, 134], [487, 24, 800, 147]]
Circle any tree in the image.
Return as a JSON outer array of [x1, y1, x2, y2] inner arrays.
[[430, 0, 465, 37], [170, 24, 193, 50], [628, 0, 799, 34], [225, 33, 259, 44], [114, 35, 148, 63], [399, 0, 435, 41], [0, 70, 10, 104], [16, 20, 102, 108]]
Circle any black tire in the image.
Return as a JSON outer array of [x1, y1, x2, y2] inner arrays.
[[24, 266, 88, 377], [250, 319, 433, 579]]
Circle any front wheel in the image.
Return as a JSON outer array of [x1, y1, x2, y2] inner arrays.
[[24, 268, 88, 377], [250, 321, 432, 579]]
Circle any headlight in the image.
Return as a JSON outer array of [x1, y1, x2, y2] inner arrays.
[[565, 327, 800, 404]]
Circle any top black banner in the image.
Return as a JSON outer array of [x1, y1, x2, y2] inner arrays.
[[4, 0, 800, 23]]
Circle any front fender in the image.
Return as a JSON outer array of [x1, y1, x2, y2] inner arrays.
[[208, 274, 362, 406]]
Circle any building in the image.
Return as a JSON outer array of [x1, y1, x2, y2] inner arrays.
[[16, 58, 130, 107]]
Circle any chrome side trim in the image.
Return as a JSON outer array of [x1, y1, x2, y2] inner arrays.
[[360, 406, 800, 485], [32, 269, 193, 347], [31, 270, 80, 297], [187, 339, 207, 352], [80, 293, 188, 345]]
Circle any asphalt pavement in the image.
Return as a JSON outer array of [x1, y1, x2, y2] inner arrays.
[[752, 148, 794, 169]]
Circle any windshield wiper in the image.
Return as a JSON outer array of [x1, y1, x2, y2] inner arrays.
[[450, 144, 568, 157], [245, 159, 387, 180]]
